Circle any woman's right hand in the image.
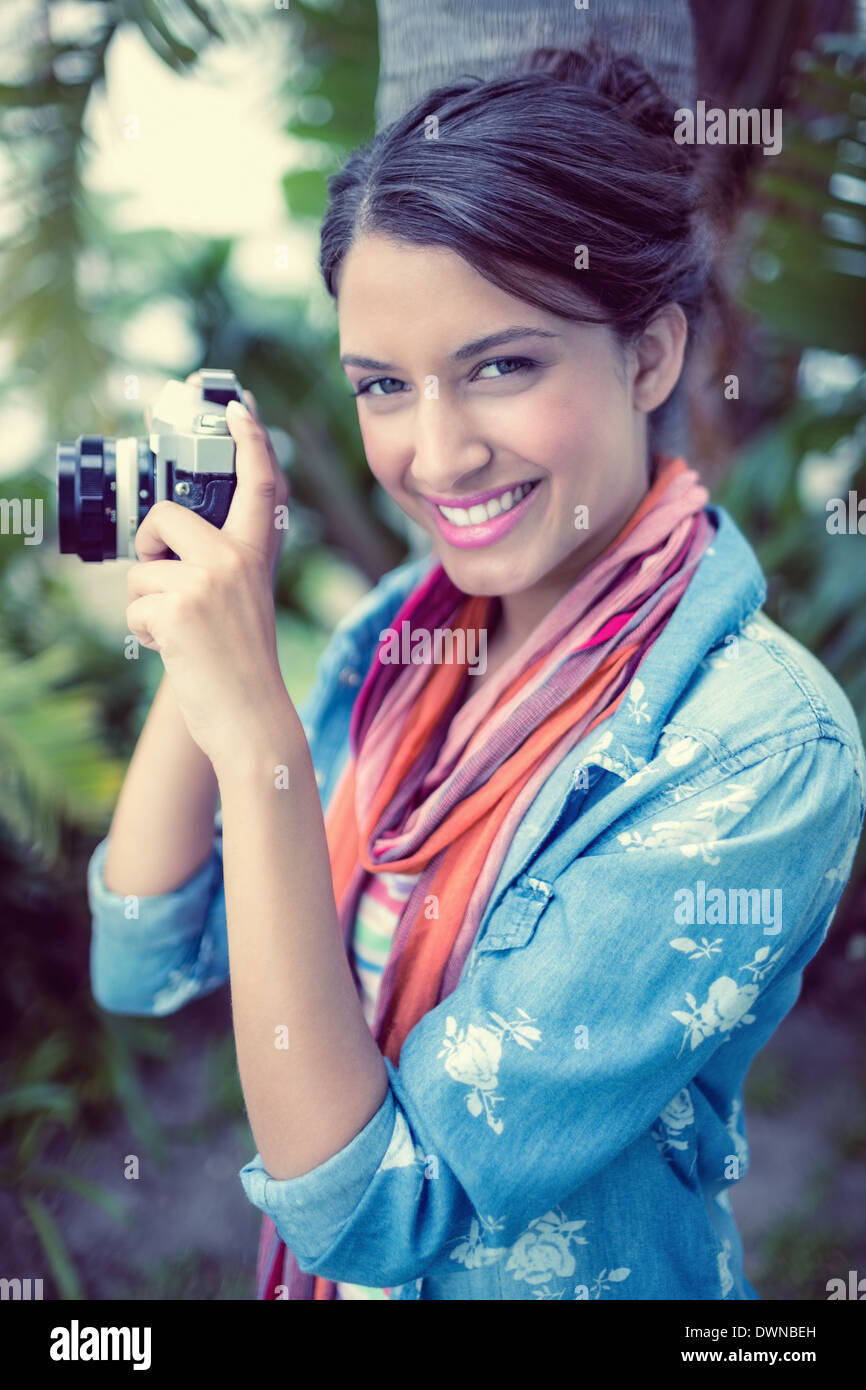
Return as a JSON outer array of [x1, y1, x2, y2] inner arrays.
[[147, 371, 290, 581]]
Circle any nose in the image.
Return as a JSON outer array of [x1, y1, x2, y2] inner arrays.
[[409, 394, 493, 498]]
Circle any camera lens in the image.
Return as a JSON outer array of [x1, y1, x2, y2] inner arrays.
[[57, 436, 117, 561], [57, 436, 157, 561]]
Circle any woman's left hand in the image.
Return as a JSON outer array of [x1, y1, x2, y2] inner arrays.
[[125, 398, 294, 774]]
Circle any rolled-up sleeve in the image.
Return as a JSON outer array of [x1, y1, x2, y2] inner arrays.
[[237, 734, 864, 1289], [238, 1057, 481, 1285], [88, 828, 229, 1016]]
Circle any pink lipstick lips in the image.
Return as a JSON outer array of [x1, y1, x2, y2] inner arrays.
[[425, 478, 543, 549]]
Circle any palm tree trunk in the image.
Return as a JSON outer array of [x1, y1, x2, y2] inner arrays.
[[375, 0, 696, 130]]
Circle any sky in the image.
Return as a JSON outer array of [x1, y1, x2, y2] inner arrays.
[[84, 10, 312, 247]]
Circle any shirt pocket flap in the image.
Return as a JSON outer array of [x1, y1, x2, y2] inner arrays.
[[475, 873, 555, 953]]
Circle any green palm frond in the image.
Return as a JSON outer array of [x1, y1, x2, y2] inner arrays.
[[741, 43, 866, 352], [0, 638, 126, 864], [19, 1194, 84, 1300], [718, 37, 866, 899]]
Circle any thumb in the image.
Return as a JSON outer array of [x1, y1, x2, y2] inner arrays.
[[222, 398, 278, 554]]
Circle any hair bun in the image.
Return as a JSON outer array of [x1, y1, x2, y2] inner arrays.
[[516, 42, 679, 144]]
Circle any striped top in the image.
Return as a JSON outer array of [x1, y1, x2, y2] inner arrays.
[[336, 867, 419, 1302]]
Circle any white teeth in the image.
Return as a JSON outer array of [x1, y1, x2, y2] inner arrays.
[[438, 481, 535, 526]]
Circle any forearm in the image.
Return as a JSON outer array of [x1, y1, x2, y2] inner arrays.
[[103, 672, 219, 896], [215, 693, 388, 1181]]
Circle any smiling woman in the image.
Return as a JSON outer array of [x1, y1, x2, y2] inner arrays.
[[86, 40, 866, 1305], [324, 43, 711, 663]]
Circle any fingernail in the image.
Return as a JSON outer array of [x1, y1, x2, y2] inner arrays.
[[227, 399, 249, 420]]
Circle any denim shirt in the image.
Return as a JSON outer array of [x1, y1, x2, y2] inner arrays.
[[87, 503, 866, 1301]]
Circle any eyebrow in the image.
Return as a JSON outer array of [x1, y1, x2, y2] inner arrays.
[[339, 326, 561, 371]]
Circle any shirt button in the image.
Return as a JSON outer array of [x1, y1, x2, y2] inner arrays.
[[338, 666, 361, 686]]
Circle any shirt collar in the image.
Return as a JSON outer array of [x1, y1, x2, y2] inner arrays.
[[589, 503, 767, 769]]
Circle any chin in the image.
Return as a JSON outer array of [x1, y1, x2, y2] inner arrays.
[[438, 551, 539, 598]]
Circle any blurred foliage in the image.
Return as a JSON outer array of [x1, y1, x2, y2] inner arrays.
[[1, 808, 175, 1295], [715, 34, 866, 929], [115, 1250, 253, 1301], [743, 1053, 799, 1115], [0, 0, 864, 1298]]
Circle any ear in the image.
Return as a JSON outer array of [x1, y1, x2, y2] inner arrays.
[[631, 304, 688, 415]]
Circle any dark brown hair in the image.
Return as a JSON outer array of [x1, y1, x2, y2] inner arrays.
[[320, 42, 716, 427]]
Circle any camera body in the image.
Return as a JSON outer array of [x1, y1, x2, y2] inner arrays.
[[57, 368, 242, 561]]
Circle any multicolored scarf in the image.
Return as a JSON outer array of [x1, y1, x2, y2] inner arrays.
[[255, 455, 715, 1299]]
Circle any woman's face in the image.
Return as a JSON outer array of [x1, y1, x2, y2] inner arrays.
[[337, 233, 673, 615]]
